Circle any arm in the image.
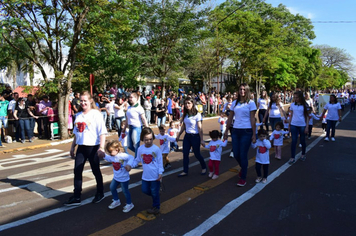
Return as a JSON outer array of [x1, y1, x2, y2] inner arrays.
[[288, 110, 294, 132], [262, 107, 270, 123], [13, 110, 19, 120], [176, 122, 186, 142], [27, 108, 38, 119], [97, 134, 106, 158], [140, 113, 148, 127], [338, 109, 342, 122], [221, 139, 228, 147], [250, 110, 256, 143], [223, 110, 234, 140], [251, 142, 257, 149], [197, 120, 204, 146], [70, 136, 77, 158], [263, 139, 272, 149]]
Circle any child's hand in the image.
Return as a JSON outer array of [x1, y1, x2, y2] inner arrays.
[[156, 174, 162, 181], [97, 149, 105, 158], [125, 165, 132, 172]]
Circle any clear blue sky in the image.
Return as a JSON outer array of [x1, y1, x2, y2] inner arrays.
[[216, 0, 356, 63]]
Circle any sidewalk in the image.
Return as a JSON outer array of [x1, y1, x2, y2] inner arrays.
[[0, 116, 220, 154]]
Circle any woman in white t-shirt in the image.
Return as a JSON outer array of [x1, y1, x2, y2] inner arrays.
[[305, 92, 314, 112], [122, 92, 148, 159], [350, 91, 356, 111], [257, 91, 269, 131], [176, 97, 206, 177], [65, 91, 107, 206], [114, 97, 126, 138], [320, 94, 342, 142], [223, 83, 256, 187], [263, 92, 285, 132], [288, 91, 309, 164]]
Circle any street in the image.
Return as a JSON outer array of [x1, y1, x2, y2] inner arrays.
[[0, 112, 355, 236]]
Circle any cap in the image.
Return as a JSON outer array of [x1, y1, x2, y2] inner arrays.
[[110, 94, 115, 98], [98, 94, 102, 97]]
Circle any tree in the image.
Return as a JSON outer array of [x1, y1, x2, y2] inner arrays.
[[0, 0, 132, 139]]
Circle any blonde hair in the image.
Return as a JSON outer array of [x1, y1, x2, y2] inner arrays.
[[105, 140, 124, 153], [237, 83, 251, 103], [80, 91, 98, 110]]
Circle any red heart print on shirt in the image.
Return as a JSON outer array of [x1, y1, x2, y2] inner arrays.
[[121, 133, 126, 139], [259, 146, 267, 154], [210, 146, 217, 152], [160, 139, 164, 145], [76, 122, 86, 133], [112, 162, 121, 171], [142, 154, 153, 164], [274, 134, 280, 139], [169, 131, 174, 136], [220, 120, 225, 125]]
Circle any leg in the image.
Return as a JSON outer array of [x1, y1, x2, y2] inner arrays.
[[24, 119, 32, 140], [299, 126, 306, 155], [263, 164, 269, 179], [120, 180, 132, 204], [43, 117, 50, 139], [326, 120, 331, 138], [290, 125, 298, 159], [150, 180, 161, 209], [191, 134, 206, 171], [19, 119, 25, 141], [182, 134, 192, 173], [162, 154, 168, 166], [308, 125, 313, 138], [36, 117, 43, 137], [87, 145, 104, 195], [127, 127, 134, 153], [331, 120, 337, 138], [132, 127, 142, 158], [255, 162, 262, 177], [231, 129, 241, 166], [238, 129, 253, 180], [110, 179, 120, 201], [208, 159, 214, 173], [73, 145, 88, 198], [213, 160, 220, 175], [115, 118, 121, 138]]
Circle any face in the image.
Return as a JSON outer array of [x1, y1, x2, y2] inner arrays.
[[109, 149, 119, 156], [159, 129, 165, 135], [185, 100, 193, 110], [143, 133, 153, 148], [80, 95, 91, 111], [275, 125, 281, 131], [294, 94, 300, 103], [258, 134, 267, 141], [128, 94, 137, 105], [239, 86, 246, 98]]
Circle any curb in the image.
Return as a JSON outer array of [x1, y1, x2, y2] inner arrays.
[[1, 116, 220, 154]]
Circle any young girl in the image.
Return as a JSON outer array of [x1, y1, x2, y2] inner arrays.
[[251, 129, 271, 184], [282, 107, 291, 138], [103, 140, 134, 212], [203, 130, 228, 179], [269, 122, 289, 160], [320, 94, 342, 142], [119, 122, 129, 153], [167, 121, 179, 152], [321, 111, 328, 133], [128, 127, 163, 215], [155, 124, 176, 169], [218, 113, 227, 134], [307, 109, 320, 139]]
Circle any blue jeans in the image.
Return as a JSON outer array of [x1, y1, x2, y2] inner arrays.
[[231, 128, 253, 180], [269, 117, 281, 131], [0, 116, 8, 146], [182, 133, 206, 173], [19, 119, 33, 141], [115, 117, 125, 137], [170, 141, 178, 151], [110, 179, 132, 204], [128, 125, 141, 158], [141, 180, 161, 209], [108, 113, 115, 130], [157, 116, 166, 127], [326, 120, 337, 138], [258, 109, 269, 131], [290, 125, 306, 159], [101, 111, 107, 125], [145, 110, 151, 124]]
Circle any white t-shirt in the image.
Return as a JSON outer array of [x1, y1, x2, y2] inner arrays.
[[282, 115, 290, 129], [119, 128, 129, 147], [306, 99, 313, 109], [155, 134, 176, 154], [8, 100, 17, 113], [232, 100, 257, 129], [290, 103, 307, 127], [106, 100, 115, 114], [73, 109, 107, 146], [114, 104, 125, 118], [167, 128, 179, 138], [324, 103, 341, 121], [132, 144, 164, 181], [104, 153, 134, 182], [251, 139, 271, 164], [184, 113, 202, 134], [126, 104, 145, 127], [218, 117, 227, 131], [204, 140, 228, 161], [269, 102, 283, 118], [269, 130, 289, 146], [257, 98, 268, 110], [350, 94, 356, 102]]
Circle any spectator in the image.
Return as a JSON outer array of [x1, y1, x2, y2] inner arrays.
[[13, 97, 38, 143], [26, 94, 36, 138], [1, 85, 13, 101], [106, 94, 116, 132], [38, 95, 52, 139], [156, 100, 167, 127], [114, 97, 126, 137], [8, 92, 19, 141], [71, 92, 81, 119], [0, 94, 9, 147], [143, 95, 152, 125]]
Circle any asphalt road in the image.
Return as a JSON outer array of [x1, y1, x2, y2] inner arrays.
[[0, 110, 355, 236]]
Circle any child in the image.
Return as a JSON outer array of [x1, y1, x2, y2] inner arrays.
[[321, 111, 327, 133], [203, 130, 228, 179], [307, 109, 320, 139], [282, 107, 291, 138], [167, 121, 179, 152], [218, 113, 227, 134], [251, 129, 271, 183], [155, 124, 176, 169], [103, 140, 135, 213], [119, 122, 129, 153], [254, 118, 263, 139], [269, 122, 289, 160], [128, 127, 163, 215]]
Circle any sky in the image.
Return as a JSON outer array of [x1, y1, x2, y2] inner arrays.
[[216, 0, 356, 63]]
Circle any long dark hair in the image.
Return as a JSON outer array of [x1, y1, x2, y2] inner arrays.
[[294, 91, 308, 120], [269, 92, 280, 109], [236, 83, 251, 103], [183, 96, 198, 117], [329, 94, 337, 104]]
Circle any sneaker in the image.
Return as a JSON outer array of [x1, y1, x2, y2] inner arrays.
[[237, 179, 246, 187], [331, 137, 335, 142], [324, 137, 329, 142], [147, 207, 160, 215], [21, 140, 25, 144], [108, 200, 121, 209], [92, 193, 105, 203], [164, 163, 171, 169], [0, 145, 5, 148], [255, 177, 262, 183], [300, 155, 306, 161], [262, 178, 267, 184], [229, 152, 234, 158], [288, 159, 296, 165], [298, 144, 302, 147], [64, 196, 81, 206], [212, 174, 219, 180], [208, 172, 214, 178], [123, 203, 134, 213]]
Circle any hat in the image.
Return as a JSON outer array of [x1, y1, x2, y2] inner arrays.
[[146, 95, 151, 99], [110, 94, 115, 98], [98, 94, 102, 97]]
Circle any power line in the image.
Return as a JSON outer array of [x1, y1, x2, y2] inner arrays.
[[312, 21, 356, 23]]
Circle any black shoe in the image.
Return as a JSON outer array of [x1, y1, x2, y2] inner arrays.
[[147, 207, 160, 215], [92, 193, 105, 203], [165, 163, 171, 169], [64, 196, 81, 206]]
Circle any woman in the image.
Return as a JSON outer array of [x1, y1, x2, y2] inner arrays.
[[156, 100, 167, 127], [154, 94, 161, 125], [223, 83, 256, 186], [114, 97, 126, 137], [288, 91, 309, 164], [320, 94, 342, 142], [305, 92, 314, 112], [176, 97, 206, 176], [13, 98, 38, 143], [263, 92, 285, 132], [257, 91, 269, 131], [97, 95, 108, 124], [65, 91, 107, 206]]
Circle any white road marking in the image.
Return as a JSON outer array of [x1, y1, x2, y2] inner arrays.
[[184, 111, 350, 236]]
